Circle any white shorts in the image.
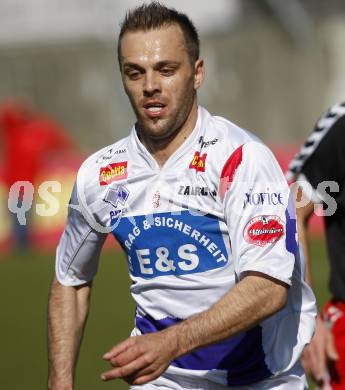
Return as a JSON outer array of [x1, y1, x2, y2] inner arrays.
[[130, 362, 307, 389]]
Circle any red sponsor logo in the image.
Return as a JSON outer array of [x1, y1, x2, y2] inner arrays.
[[244, 215, 284, 247], [99, 162, 128, 185], [189, 151, 207, 172]]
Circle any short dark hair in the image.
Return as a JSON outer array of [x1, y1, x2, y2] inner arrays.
[[118, 1, 200, 67]]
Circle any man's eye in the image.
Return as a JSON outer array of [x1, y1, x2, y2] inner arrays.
[[126, 71, 141, 80], [160, 68, 175, 76]]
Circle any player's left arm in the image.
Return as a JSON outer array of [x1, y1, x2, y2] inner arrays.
[[101, 142, 292, 385], [101, 271, 286, 385]]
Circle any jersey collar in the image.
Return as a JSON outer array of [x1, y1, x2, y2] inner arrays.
[[129, 106, 207, 170]]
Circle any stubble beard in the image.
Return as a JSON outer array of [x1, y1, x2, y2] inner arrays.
[[134, 89, 196, 144]]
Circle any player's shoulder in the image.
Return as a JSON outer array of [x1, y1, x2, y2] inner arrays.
[[287, 101, 345, 182], [75, 135, 130, 196], [200, 107, 271, 168], [79, 135, 129, 173], [202, 108, 260, 149], [83, 136, 130, 168], [317, 101, 345, 125], [316, 101, 345, 139]]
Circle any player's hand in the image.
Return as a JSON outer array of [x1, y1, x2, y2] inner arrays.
[[101, 329, 178, 385], [301, 315, 338, 389]]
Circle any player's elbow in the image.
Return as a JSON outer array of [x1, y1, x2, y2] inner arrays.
[[270, 284, 288, 314], [245, 272, 288, 315]]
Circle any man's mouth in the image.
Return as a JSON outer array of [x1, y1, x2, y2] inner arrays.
[[143, 102, 166, 118]]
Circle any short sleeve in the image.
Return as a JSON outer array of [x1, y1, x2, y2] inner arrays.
[[221, 141, 296, 285], [55, 182, 107, 286]]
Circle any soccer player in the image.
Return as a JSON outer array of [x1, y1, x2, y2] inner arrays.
[[287, 102, 345, 390], [48, 2, 316, 389]]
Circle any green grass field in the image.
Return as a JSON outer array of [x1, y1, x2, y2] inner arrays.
[[0, 238, 330, 390]]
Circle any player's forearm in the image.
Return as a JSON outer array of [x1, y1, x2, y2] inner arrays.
[[167, 274, 287, 357], [48, 277, 91, 390]]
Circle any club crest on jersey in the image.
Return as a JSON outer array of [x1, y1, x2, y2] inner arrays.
[[152, 190, 161, 208], [189, 151, 207, 172], [244, 215, 284, 247], [104, 184, 130, 208], [99, 162, 128, 185]]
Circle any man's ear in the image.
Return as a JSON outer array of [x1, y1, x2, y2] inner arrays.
[[194, 58, 205, 90]]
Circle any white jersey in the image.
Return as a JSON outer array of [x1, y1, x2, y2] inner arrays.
[[56, 106, 316, 387]]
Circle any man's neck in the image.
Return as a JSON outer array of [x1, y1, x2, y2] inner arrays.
[[139, 101, 198, 167]]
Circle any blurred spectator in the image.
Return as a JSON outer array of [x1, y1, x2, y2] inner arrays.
[[287, 102, 345, 390], [0, 99, 74, 249]]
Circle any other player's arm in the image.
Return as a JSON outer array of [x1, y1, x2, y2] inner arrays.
[[48, 278, 92, 390]]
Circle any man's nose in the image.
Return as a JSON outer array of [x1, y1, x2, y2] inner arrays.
[[143, 71, 161, 96]]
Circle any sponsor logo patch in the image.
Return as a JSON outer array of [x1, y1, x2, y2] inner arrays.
[[99, 162, 128, 185], [105, 184, 129, 225], [198, 136, 218, 149], [243, 190, 283, 208], [244, 215, 284, 247], [178, 185, 217, 197], [110, 208, 127, 224], [104, 184, 130, 208], [114, 148, 127, 154], [96, 147, 127, 163], [112, 211, 228, 278], [189, 152, 207, 172]]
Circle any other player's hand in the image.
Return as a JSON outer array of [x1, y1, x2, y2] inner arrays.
[[301, 315, 338, 389], [101, 329, 178, 385]]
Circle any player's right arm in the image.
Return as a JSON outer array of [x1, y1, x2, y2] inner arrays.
[[47, 178, 107, 389], [48, 278, 91, 390]]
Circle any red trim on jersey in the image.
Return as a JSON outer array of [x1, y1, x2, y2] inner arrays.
[[219, 145, 243, 200]]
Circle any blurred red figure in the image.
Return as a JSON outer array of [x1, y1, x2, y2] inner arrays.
[[0, 99, 74, 249]]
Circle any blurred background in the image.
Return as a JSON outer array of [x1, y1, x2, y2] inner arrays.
[[0, 0, 343, 388]]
